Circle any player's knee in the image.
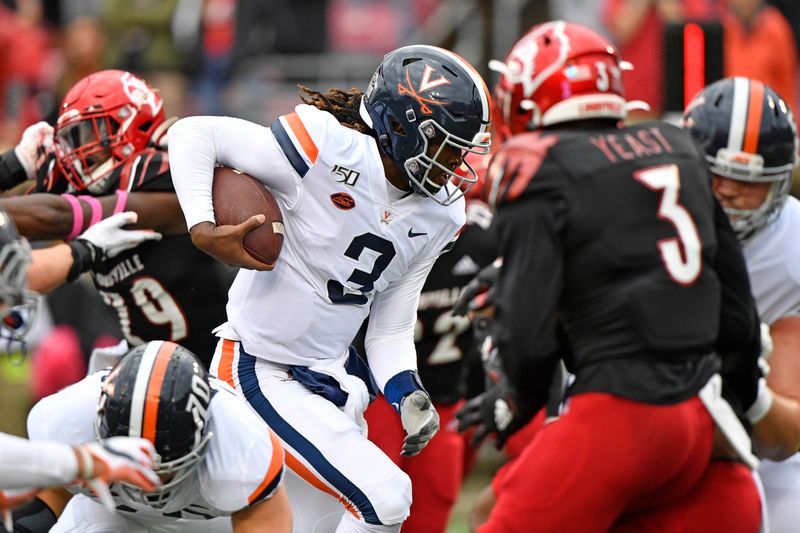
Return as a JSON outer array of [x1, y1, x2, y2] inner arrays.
[[371, 469, 412, 526]]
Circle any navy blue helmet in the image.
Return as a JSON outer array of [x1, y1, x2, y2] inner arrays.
[[360, 45, 492, 205], [683, 77, 798, 240], [96, 340, 212, 508]]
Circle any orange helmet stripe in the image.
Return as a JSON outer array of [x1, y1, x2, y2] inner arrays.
[[743, 80, 765, 154], [141, 341, 178, 443]]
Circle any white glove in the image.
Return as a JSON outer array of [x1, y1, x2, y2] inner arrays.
[[399, 390, 440, 457], [74, 437, 161, 510], [87, 339, 130, 375], [78, 212, 162, 258], [14, 121, 53, 179]]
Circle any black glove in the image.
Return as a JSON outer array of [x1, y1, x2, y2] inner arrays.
[[455, 377, 529, 449], [452, 258, 502, 317]]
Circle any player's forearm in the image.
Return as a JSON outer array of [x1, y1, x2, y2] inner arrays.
[[28, 244, 72, 293], [0, 192, 185, 240], [231, 486, 292, 533], [753, 392, 800, 461], [0, 434, 78, 489]]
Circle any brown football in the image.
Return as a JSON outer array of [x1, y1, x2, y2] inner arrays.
[[212, 167, 284, 269]]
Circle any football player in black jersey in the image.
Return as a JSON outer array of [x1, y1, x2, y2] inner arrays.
[[0, 70, 232, 366], [457, 21, 764, 532]]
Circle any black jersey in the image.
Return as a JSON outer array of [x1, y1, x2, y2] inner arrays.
[[487, 122, 759, 413], [414, 200, 497, 404], [44, 150, 230, 365]]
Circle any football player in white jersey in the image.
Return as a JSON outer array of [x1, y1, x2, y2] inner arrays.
[[168, 44, 491, 532], [684, 77, 800, 533], [24, 340, 291, 533]]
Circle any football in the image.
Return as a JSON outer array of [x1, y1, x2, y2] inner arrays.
[[212, 167, 284, 269]]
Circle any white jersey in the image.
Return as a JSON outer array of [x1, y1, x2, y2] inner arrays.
[[742, 196, 800, 325], [746, 197, 800, 533], [27, 372, 284, 523], [169, 106, 465, 389]]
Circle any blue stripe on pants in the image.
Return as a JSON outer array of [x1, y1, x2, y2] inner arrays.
[[236, 349, 381, 525]]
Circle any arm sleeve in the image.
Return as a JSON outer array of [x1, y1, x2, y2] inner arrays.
[[713, 198, 762, 413], [0, 148, 28, 190], [0, 433, 78, 490], [167, 116, 304, 230], [365, 255, 438, 392], [492, 196, 566, 418]]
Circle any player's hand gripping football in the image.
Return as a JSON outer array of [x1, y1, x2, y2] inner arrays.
[[400, 390, 441, 456], [189, 217, 272, 271], [74, 437, 161, 510]]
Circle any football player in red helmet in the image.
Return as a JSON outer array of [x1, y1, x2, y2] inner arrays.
[[456, 20, 764, 532], [0, 70, 232, 368], [54, 70, 169, 194]]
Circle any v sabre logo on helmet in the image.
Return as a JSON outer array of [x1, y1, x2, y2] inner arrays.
[[398, 65, 451, 115]]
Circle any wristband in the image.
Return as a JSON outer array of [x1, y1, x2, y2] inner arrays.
[[74, 445, 94, 480], [67, 239, 98, 282], [62, 194, 84, 240], [746, 378, 773, 424], [78, 195, 103, 227], [113, 190, 129, 215], [384, 370, 425, 412]]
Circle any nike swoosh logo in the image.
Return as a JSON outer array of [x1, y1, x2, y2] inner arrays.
[[408, 228, 428, 238]]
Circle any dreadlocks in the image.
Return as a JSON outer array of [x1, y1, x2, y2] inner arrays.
[[298, 85, 373, 135]]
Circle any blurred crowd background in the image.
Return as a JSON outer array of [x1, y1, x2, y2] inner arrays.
[[0, 0, 798, 529]]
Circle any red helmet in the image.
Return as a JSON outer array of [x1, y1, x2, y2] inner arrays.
[[54, 70, 167, 193], [491, 20, 628, 134]]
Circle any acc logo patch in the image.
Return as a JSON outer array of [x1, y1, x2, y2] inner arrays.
[[330, 192, 356, 210]]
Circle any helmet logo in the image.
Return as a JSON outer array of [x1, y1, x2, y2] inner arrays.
[[506, 21, 571, 100], [398, 65, 450, 115], [121, 72, 162, 116]]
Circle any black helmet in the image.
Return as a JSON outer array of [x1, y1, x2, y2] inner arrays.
[[683, 77, 798, 240], [96, 340, 211, 507], [361, 45, 492, 205]]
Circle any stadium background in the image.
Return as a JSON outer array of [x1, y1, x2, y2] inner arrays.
[[0, 1, 797, 531]]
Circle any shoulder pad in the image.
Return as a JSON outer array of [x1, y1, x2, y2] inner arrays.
[[486, 132, 558, 209], [269, 104, 333, 178], [119, 148, 171, 192]]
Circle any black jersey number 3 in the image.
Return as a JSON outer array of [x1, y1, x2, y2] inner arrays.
[[328, 233, 396, 305]]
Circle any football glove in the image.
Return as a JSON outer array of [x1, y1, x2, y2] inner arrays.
[[68, 212, 162, 281], [78, 212, 162, 258], [14, 121, 53, 180], [400, 390, 440, 457], [456, 378, 528, 450], [452, 257, 502, 317], [74, 437, 161, 510]]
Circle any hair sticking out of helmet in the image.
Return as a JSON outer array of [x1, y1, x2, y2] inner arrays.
[[95, 340, 211, 508], [683, 77, 799, 241], [490, 20, 633, 135], [54, 70, 167, 195], [361, 45, 492, 206]]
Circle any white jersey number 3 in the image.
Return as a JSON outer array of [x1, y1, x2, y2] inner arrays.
[[634, 164, 702, 286]]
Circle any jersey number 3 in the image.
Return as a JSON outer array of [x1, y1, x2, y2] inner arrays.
[[634, 164, 702, 286], [328, 233, 396, 305]]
